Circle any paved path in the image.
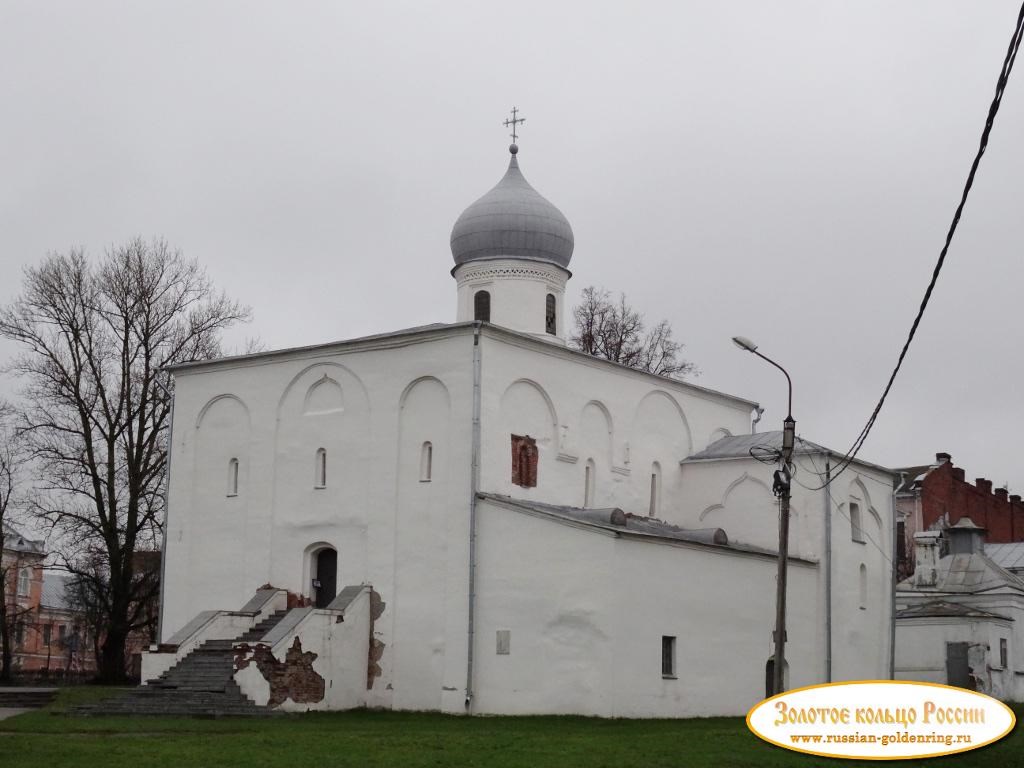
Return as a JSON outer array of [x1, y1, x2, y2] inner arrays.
[[0, 708, 31, 720]]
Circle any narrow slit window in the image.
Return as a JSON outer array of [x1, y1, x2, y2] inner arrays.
[[545, 293, 556, 335], [859, 563, 867, 610], [1001, 638, 1009, 668], [649, 462, 661, 518], [227, 458, 239, 497], [850, 502, 864, 542], [662, 635, 676, 678], [474, 290, 491, 322], [584, 459, 595, 507], [315, 448, 327, 488], [420, 441, 433, 482]]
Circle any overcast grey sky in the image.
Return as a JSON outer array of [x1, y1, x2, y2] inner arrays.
[[2, 1, 1023, 490]]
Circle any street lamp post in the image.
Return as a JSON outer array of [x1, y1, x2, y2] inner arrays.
[[732, 336, 796, 697]]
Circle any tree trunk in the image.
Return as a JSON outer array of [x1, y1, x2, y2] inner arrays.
[[98, 625, 129, 683]]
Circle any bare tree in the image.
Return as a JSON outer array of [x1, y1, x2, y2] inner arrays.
[[0, 238, 250, 682], [0, 402, 30, 683], [570, 286, 697, 378]]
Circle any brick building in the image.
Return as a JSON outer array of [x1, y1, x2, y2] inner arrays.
[[1, 523, 44, 675], [895, 453, 1024, 579]]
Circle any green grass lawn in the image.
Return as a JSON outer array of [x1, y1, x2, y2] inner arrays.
[[0, 688, 1021, 768]]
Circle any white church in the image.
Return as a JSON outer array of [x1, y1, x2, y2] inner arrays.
[[142, 132, 896, 718]]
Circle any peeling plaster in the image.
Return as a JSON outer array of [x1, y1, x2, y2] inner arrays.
[[235, 637, 325, 708]]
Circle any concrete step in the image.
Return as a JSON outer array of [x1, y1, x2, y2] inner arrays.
[[0, 687, 58, 708]]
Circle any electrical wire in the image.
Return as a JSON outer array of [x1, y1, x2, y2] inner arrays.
[[811, 2, 1024, 490]]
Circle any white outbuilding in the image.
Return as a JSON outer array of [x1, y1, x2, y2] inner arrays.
[[145, 141, 896, 717]]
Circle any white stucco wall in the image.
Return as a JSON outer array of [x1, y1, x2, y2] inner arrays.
[[473, 497, 821, 717], [477, 327, 755, 516], [162, 321, 892, 716], [163, 327, 475, 713], [454, 260, 568, 342]]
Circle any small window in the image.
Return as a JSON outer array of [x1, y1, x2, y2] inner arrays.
[[58, 624, 67, 645], [14, 622, 24, 647], [859, 563, 867, 610], [545, 293, 556, 335], [649, 463, 662, 518], [17, 568, 30, 596], [584, 459, 595, 507], [43, 625, 51, 646], [662, 635, 676, 678], [314, 448, 327, 488], [850, 501, 864, 543], [1001, 638, 1008, 668], [474, 290, 491, 322], [227, 458, 239, 497], [420, 442, 433, 482], [511, 434, 538, 488]]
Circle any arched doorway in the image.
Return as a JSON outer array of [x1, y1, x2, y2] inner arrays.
[[312, 548, 337, 608]]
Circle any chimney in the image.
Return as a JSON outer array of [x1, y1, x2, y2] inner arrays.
[[935, 452, 952, 463], [1011, 495, 1021, 504], [976, 478, 992, 494], [952, 468, 965, 482], [995, 487, 1009, 501], [912, 532, 943, 587], [947, 517, 986, 556]]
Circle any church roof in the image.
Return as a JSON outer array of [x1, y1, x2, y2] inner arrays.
[[895, 600, 1011, 622], [682, 432, 895, 476], [479, 493, 816, 564], [166, 322, 759, 411], [450, 147, 574, 270]]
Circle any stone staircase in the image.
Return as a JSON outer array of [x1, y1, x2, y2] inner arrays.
[[75, 610, 289, 717]]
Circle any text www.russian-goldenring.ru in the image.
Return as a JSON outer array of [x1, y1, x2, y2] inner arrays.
[[789, 732, 972, 747]]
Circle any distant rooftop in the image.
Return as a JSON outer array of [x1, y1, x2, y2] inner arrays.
[[986, 542, 1024, 572], [2, 523, 44, 555]]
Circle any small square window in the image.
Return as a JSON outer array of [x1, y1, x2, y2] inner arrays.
[[662, 635, 676, 678], [496, 630, 511, 655]]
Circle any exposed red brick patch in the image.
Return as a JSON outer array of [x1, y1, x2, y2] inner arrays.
[[367, 588, 386, 689], [511, 434, 538, 488], [234, 637, 325, 707]]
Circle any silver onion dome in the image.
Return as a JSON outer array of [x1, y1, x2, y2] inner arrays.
[[450, 145, 574, 269]]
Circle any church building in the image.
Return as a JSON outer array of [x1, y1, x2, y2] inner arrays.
[[144, 131, 896, 717]]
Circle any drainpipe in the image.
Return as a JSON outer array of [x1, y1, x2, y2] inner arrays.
[[824, 455, 832, 682], [890, 473, 903, 680], [153, 371, 175, 645], [465, 322, 483, 710]]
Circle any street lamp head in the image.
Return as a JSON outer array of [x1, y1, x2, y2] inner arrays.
[[732, 336, 758, 353]]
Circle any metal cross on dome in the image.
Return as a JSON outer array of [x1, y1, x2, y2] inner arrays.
[[503, 107, 525, 143]]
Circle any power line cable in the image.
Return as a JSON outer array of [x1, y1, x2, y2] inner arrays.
[[811, 3, 1024, 490]]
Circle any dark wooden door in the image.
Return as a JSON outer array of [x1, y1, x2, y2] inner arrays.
[[315, 549, 337, 608], [946, 642, 973, 689]]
